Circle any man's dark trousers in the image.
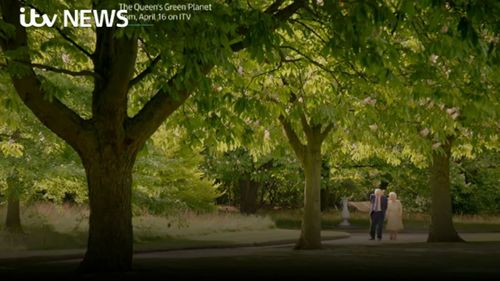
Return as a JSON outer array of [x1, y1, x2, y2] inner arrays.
[[370, 211, 385, 239]]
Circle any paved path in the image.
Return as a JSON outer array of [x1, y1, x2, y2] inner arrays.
[[2, 232, 500, 280], [2, 232, 500, 263], [0, 229, 348, 262], [136, 232, 500, 259], [325, 232, 500, 245]]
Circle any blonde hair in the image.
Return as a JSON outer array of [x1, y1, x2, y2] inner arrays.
[[389, 192, 397, 200], [374, 188, 383, 196]]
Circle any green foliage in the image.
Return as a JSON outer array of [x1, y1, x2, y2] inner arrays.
[[0, 82, 87, 205], [1, 0, 499, 222], [327, 149, 500, 215], [203, 145, 305, 208], [451, 151, 500, 214], [133, 125, 219, 215]]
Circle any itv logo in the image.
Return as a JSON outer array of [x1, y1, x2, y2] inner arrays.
[[19, 7, 129, 28]]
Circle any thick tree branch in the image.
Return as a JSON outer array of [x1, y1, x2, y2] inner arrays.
[[231, 0, 306, 52], [300, 111, 312, 139], [128, 1, 306, 147], [279, 115, 306, 164], [129, 55, 161, 87], [125, 67, 210, 146], [264, 0, 286, 14], [319, 123, 334, 142], [92, 27, 138, 127], [0, 0, 93, 153], [272, 0, 306, 22]]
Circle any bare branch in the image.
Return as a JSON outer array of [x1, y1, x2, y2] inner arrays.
[[290, 19, 328, 44], [138, 37, 154, 61], [279, 45, 345, 86], [54, 27, 93, 58], [243, 53, 289, 91], [2, 61, 97, 78], [26, 3, 93, 58], [129, 55, 161, 87]]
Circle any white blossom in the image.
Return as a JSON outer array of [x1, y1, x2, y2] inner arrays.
[[263, 129, 270, 141], [362, 97, 377, 106], [429, 54, 439, 64], [420, 128, 430, 137], [62, 53, 70, 64]]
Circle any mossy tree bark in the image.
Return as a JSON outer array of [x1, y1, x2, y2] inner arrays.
[[279, 115, 333, 249], [239, 179, 259, 214], [5, 171, 23, 233], [427, 137, 464, 242]]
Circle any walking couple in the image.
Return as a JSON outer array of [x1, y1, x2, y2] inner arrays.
[[369, 188, 404, 240]]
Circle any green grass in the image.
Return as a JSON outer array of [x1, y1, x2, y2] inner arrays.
[[264, 209, 500, 232], [2, 203, 500, 252], [133, 211, 275, 241], [0, 203, 277, 251]]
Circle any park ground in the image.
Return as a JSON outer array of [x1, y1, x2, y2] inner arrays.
[[1, 206, 500, 280], [0, 233, 500, 280]]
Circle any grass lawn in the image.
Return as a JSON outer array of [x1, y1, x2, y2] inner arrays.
[[1, 204, 500, 279], [265, 209, 500, 233], [0, 203, 277, 252], [0, 204, 348, 255], [1, 203, 500, 255]]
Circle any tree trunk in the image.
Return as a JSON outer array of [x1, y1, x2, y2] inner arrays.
[[78, 149, 136, 272], [296, 143, 322, 249], [427, 138, 464, 242], [4, 172, 23, 233], [5, 194, 22, 233], [239, 179, 259, 214], [320, 188, 329, 212]]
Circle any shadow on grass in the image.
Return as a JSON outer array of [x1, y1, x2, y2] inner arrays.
[[0, 225, 87, 251]]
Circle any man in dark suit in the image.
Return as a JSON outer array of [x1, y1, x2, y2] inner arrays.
[[369, 188, 388, 240]]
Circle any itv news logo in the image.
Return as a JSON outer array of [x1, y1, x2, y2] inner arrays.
[[19, 8, 129, 28]]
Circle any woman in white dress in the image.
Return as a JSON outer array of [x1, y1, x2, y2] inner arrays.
[[386, 192, 404, 240]]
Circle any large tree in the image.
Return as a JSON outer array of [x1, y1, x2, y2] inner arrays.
[[226, 5, 395, 247], [352, 0, 500, 242], [0, 0, 305, 271], [392, 0, 499, 242]]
